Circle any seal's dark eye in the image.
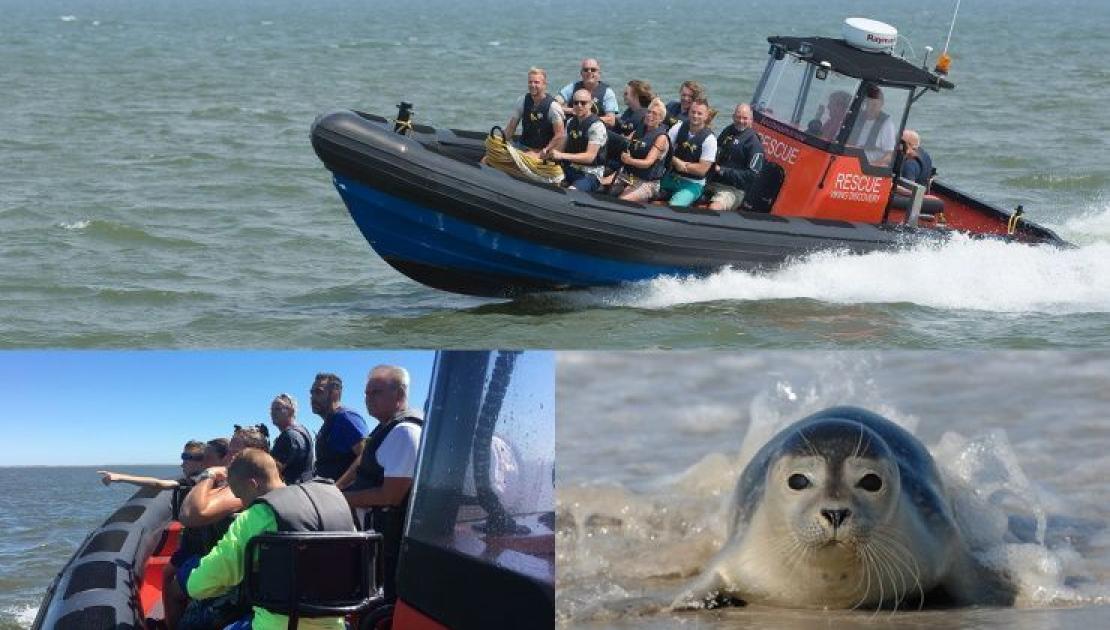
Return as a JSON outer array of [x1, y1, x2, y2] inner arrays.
[[787, 474, 811, 490], [857, 473, 882, 492]]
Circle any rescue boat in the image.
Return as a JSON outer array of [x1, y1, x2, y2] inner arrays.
[[33, 350, 555, 630], [311, 18, 1067, 298]]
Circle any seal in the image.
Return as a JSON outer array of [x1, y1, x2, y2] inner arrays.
[[674, 406, 1014, 611]]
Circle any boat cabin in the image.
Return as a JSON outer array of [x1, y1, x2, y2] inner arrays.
[[749, 18, 954, 223]]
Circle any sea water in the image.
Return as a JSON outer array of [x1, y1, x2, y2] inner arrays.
[[2, 0, 1109, 348], [556, 351, 1110, 627], [0, 465, 179, 629]]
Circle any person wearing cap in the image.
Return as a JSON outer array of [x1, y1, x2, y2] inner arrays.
[[270, 393, 314, 485], [554, 58, 620, 127], [847, 84, 896, 166]]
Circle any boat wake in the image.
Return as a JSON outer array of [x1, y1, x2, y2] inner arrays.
[[568, 226, 1110, 314]]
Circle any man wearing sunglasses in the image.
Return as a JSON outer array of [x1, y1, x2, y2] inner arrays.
[[547, 89, 609, 192], [98, 440, 208, 489], [555, 58, 619, 127]]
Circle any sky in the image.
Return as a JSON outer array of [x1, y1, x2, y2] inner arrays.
[[0, 351, 441, 466]]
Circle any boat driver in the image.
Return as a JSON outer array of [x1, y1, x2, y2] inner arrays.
[[546, 89, 608, 192], [502, 67, 565, 157], [847, 84, 896, 166], [555, 58, 619, 127]]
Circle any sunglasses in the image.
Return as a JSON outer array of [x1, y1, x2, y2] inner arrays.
[[581, 67, 599, 73], [572, 100, 591, 106], [181, 453, 204, 462]]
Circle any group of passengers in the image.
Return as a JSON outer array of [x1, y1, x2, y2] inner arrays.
[[501, 60, 935, 209], [502, 60, 767, 210], [98, 365, 422, 630]]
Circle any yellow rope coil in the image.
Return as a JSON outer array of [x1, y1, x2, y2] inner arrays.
[[483, 132, 564, 185]]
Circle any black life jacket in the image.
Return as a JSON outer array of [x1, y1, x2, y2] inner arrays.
[[664, 100, 687, 128], [673, 122, 713, 172], [314, 408, 361, 482], [565, 115, 607, 167], [253, 480, 355, 532], [626, 125, 669, 182], [354, 414, 424, 490], [572, 80, 611, 116], [276, 423, 314, 485], [520, 93, 556, 150]]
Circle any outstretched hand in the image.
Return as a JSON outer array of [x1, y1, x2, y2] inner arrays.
[[97, 471, 117, 486]]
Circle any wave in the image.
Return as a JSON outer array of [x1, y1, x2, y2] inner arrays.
[[563, 234, 1110, 314]]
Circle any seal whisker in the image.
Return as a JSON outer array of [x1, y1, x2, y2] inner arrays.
[[874, 528, 925, 610], [870, 538, 909, 613]]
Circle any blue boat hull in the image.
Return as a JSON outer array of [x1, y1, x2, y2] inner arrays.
[[335, 174, 692, 296]]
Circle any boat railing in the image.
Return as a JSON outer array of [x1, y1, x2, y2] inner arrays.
[[898, 177, 928, 225]]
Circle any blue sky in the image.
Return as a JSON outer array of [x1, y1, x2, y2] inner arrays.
[[0, 351, 440, 466]]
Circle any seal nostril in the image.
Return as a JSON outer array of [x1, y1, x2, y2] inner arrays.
[[821, 508, 851, 528]]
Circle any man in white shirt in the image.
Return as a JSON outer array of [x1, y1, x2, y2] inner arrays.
[[849, 84, 896, 166], [338, 364, 423, 602]]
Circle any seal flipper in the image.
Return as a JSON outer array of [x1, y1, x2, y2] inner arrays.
[[671, 566, 747, 610]]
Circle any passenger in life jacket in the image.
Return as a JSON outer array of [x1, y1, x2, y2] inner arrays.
[[502, 67, 565, 156], [604, 80, 655, 178], [847, 83, 897, 166], [555, 58, 619, 127], [899, 129, 934, 189], [547, 88, 609, 192], [664, 80, 705, 128], [656, 97, 718, 207], [269, 393, 314, 485], [309, 372, 369, 483], [338, 365, 423, 603], [706, 103, 765, 212], [97, 439, 207, 490], [611, 98, 671, 202], [174, 426, 271, 630], [183, 448, 356, 630]]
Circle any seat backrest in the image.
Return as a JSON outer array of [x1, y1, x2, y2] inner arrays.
[[740, 161, 786, 213], [243, 531, 382, 618]]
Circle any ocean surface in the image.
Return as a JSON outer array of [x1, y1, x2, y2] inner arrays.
[[2, 0, 1109, 348], [556, 351, 1110, 628], [0, 465, 179, 629]]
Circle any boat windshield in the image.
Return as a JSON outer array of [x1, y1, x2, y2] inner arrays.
[[754, 51, 862, 135], [406, 350, 555, 581]]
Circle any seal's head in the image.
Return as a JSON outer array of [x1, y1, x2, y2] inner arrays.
[[768, 419, 901, 550]]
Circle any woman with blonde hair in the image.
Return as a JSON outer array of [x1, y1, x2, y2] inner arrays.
[[613, 98, 671, 202]]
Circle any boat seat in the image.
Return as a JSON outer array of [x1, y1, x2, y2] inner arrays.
[[889, 192, 945, 216], [243, 531, 383, 630]]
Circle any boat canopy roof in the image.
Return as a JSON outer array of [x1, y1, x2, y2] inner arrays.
[[768, 36, 955, 90]]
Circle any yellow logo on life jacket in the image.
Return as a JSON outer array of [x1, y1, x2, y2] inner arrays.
[[529, 111, 543, 122], [682, 140, 697, 152]]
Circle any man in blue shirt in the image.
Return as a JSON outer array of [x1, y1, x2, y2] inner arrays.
[[309, 373, 369, 482]]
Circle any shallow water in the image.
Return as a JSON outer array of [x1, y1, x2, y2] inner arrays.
[[556, 351, 1110, 627], [2, 0, 1109, 348]]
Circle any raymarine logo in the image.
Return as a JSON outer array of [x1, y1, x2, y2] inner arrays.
[[867, 33, 895, 45]]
